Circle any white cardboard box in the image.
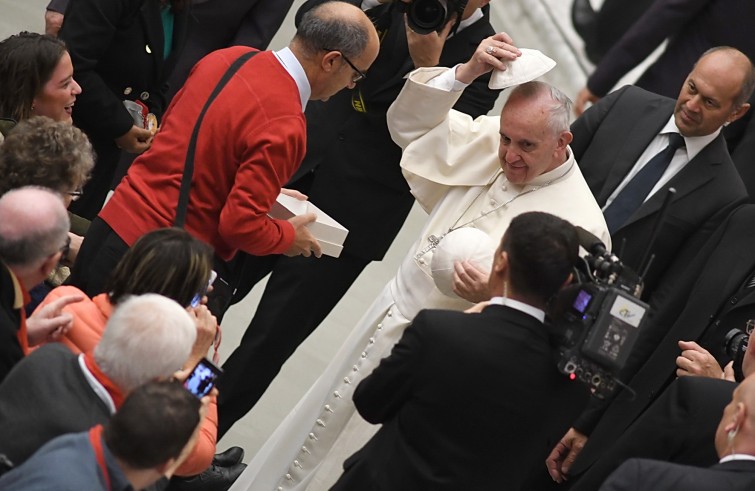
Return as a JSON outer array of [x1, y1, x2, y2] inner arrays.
[[269, 193, 349, 258]]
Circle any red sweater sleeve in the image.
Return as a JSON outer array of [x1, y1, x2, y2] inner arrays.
[[217, 115, 304, 256]]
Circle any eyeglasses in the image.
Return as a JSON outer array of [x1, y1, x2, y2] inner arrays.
[[67, 189, 84, 202], [323, 48, 367, 83]]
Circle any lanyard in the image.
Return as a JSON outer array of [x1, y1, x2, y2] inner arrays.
[[89, 425, 112, 491]]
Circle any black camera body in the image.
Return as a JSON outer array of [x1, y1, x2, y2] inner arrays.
[[400, 0, 468, 34], [724, 328, 749, 382], [549, 229, 649, 399]]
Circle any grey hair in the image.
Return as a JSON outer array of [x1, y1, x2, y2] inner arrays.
[[510, 81, 573, 135], [697, 46, 755, 107], [295, 1, 370, 59], [0, 186, 69, 267], [94, 294, 196, 392]]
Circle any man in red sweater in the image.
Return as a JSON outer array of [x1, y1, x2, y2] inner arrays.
[[70, 1, 380, 309]]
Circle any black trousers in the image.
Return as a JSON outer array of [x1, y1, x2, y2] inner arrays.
[[67, 217, 130, 296], [68, 217, 249, 318], [216, 250, 369, 437]]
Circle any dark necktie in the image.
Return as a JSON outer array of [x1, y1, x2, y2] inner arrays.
[[604, 133, 686, 233]]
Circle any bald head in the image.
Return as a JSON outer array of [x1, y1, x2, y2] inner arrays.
[[697, 47, 755, 106], [675, 47, 753, 137], [293, 1, 378, 60], [0, 186, 69, 269], [716, 375, 755, 457], [291, 1, 380, 101]]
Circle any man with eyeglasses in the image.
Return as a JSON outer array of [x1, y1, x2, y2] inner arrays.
[[213, 0, 504, 441], [70, 2, 381, 305], [0, 187, 84, 384]]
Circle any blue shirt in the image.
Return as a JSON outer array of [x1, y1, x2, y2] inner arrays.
[[0, 431, 132, 491]]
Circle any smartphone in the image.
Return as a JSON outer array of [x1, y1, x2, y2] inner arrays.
[[183, 357, 223, 398], [190, 270, 218, 308]]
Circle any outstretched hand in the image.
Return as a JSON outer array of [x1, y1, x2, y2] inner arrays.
[[455, 32, 521, 85], [405, 15, 454, 68], [574, 87, 600, 116], [26, 294, 85, 346]]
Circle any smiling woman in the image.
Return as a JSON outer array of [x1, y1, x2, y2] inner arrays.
[[0, 32, 81, 130]]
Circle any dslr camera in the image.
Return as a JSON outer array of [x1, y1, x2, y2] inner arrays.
[[548, 228, 649, 399], [398, 0, 468, 34], [723, 321, 754, 382]]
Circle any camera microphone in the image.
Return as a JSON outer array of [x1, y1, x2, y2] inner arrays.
[[575, 226, 607, 256]]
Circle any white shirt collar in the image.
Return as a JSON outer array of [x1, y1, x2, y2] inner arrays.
[[273, 47, 311, 111], [78, 354, 116, 415], [488, 296, 545, 322], [720, 454, 755, 464], [456, 9, 484, 32], [660, 116, 720, 161]]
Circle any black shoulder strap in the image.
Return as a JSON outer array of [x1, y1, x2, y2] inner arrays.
[[175, 50, 258, 228]]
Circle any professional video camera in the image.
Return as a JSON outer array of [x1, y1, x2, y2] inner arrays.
[[548, 227, 650, 399], [397, 0, 468, 34]]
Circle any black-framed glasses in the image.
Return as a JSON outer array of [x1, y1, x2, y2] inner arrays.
[[323, 48, 366, 83], [67, 189, 84, 202]]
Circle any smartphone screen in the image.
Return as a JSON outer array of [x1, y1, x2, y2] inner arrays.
[[183, 358, 223, 398], [191, 270, 218, 308]]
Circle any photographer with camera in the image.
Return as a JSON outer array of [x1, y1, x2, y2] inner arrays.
[[546, 203, 755, 490]]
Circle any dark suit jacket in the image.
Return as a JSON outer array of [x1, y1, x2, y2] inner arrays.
[[599, 458, 755, 491], [573, 376, 733, 491], [330, 305, 570, 491], [61, 0, 190, 141], [570, 205, 755, 476], [289, 1, 499, 261], [587, 0, 755, 99], [165, 0, 294, 100], [571, 85, 748, 300], [0, 264, 24, 386]]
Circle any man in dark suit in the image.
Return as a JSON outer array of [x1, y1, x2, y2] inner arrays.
[[546, 202, 755, 488], [598, 374, 755, 491], [164, 0, 295, 100], [46, 0, 293, 93], [573, 0, 755, 115], [327, 211, 578, 491], [571, 47, 751, 301], [216, 0, 499, 436], [538, 47, 754, 490]]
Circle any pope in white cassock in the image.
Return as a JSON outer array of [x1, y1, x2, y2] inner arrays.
[[231, 32, 610, 491]]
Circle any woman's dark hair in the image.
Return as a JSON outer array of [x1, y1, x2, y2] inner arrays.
[[0, 32, 67, 123], [106, 228, 213, 307]]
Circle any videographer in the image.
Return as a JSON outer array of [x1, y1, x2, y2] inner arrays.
[[328, 212, 579, 491], [545, 203, 755, 490]]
